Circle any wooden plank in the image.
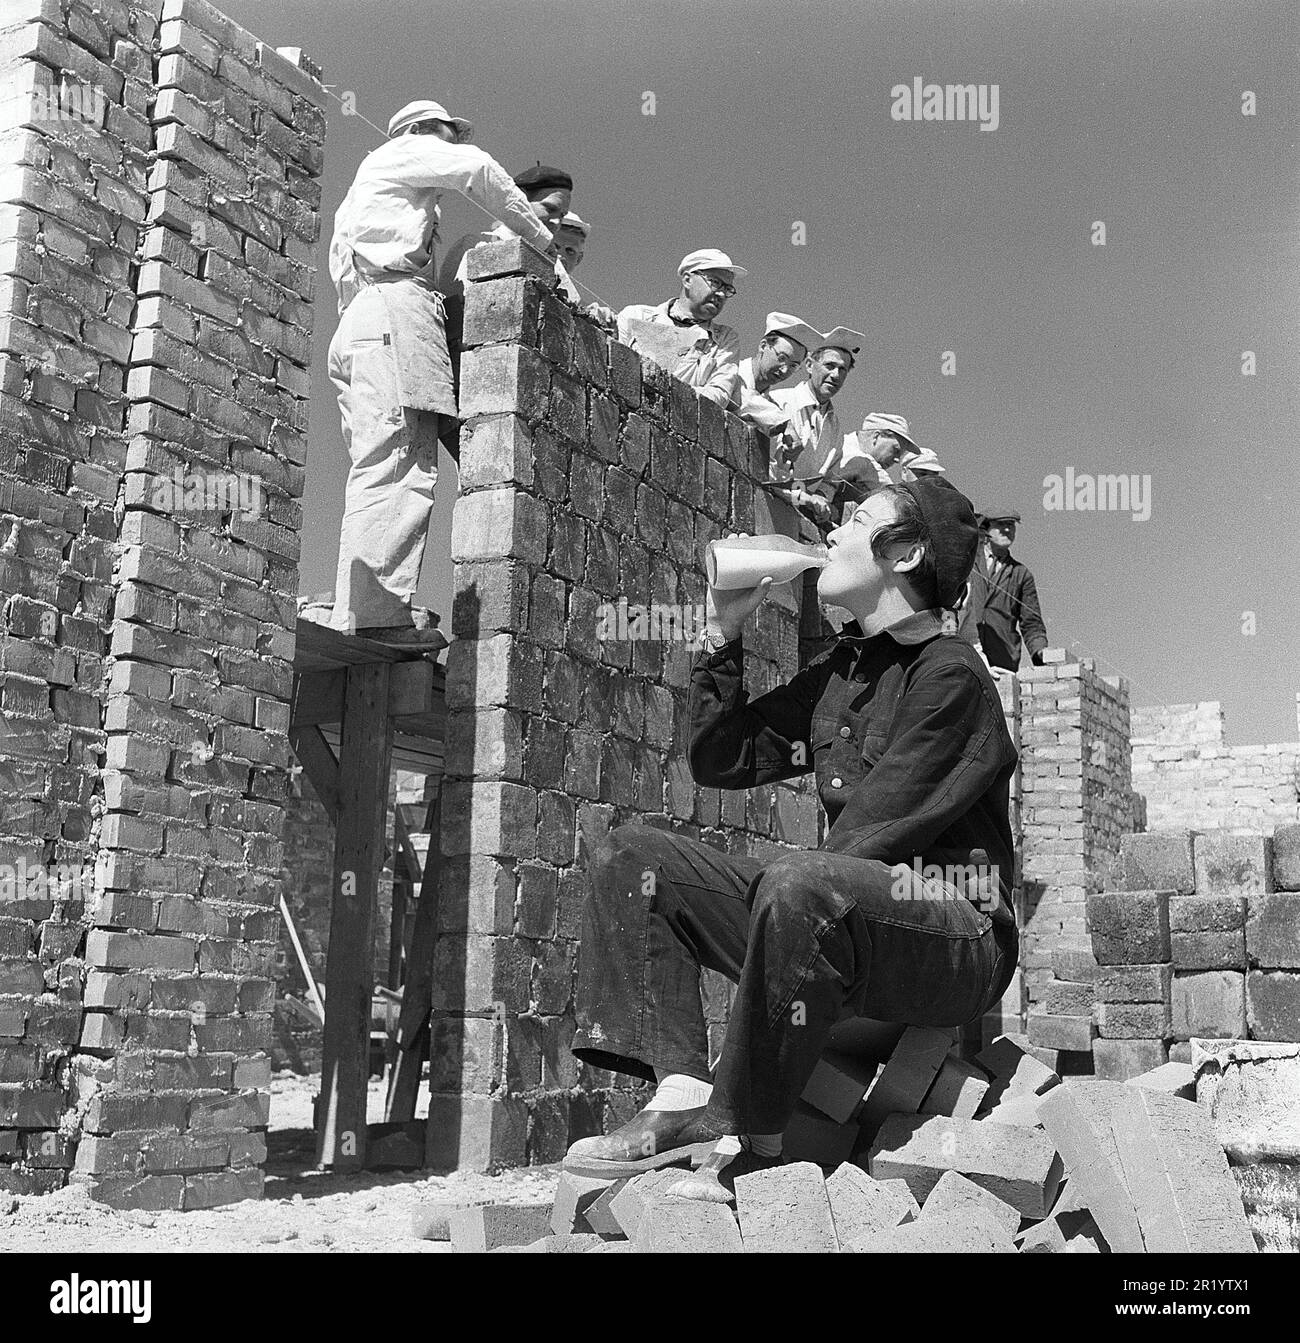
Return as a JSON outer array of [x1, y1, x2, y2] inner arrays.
[[316, 662, 393, 1171], [385, 788, 442, 1125], [280, 894, 327, 1020], [391, 746, 444, 777], [288, 725, 340, 822], [322, 729, 442, 777], [393, 806, 423, 886], [388, 879, 408, 990], [294, 617, 409, 671]]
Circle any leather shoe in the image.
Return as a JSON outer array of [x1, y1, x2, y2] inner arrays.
[[562, 1106, 725, 1178]]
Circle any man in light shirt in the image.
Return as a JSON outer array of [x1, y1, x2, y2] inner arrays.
[[768, 327, 864, 525], [617, 249, 746, 407], [325, 99, 554, 641], [837, 413, 947, 507], [731, 311, 818, 433]]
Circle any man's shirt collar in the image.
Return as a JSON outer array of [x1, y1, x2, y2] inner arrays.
[[783, 380, 827, 415], [661, 298, 708, 330]]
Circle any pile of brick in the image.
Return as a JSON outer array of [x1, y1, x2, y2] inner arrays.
[[1, 0, 326, 1206], [410, 1027, 1276, 1252], [1030, 827, 1300, 1083]]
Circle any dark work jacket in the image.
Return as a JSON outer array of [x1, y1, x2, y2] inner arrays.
[[689, 611, 1018, 928], [960, 548, 1047, 672]]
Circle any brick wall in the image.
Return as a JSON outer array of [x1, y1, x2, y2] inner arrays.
[[1008, 652, 1136, 1050], [0, 0, 324, 1207], [428, 237, 819, 1170], [1132, 699, 1300, 834]]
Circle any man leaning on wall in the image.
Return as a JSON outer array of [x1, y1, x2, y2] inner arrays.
[[617, 249, 746, 407]]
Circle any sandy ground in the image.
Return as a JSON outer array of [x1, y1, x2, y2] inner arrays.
[[0, 1072, 562, 1254]]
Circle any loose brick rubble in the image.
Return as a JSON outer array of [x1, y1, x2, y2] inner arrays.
[[426, 1029, 1260, 1252]]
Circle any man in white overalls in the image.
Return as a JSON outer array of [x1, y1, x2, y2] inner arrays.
[[326, 99, 555, 640]]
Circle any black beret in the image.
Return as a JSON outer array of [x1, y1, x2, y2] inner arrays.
[[899, 476, 980, 610], [513, 163, 573, 193]]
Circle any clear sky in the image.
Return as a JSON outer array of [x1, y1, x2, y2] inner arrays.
[[226, 0, 1300, 746]]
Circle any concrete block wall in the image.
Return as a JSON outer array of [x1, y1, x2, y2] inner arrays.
[[0, 0, 324, 1206], [1076, 828, 1300, 1081], [1131, 698, 1300, 834], [430, 236, 819, 1170]]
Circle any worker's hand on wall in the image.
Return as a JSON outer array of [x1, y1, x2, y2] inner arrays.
[[583, 301, 617, 328], [788, 486, 831, 522]]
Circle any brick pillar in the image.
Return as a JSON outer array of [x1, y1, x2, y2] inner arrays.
[[1, 0, 325, 1207], [428, 238, 816, 1171], [978, 669, 1023, 1046], [0, 0, 158, 1192], [1017, 650, 1132, 1056]]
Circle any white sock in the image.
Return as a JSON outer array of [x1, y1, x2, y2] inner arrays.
[[644, 1072, 713, 1112]]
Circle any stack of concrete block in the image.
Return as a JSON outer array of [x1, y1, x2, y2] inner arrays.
[[1039, 1076, 1257, 1252], [1248, 822, 1300, 1039], [789, 1028, 1062, 1167], [1, 0, 326, 1206], [1082, 828, 1299, 1084], [431, 235, 821, 1170]]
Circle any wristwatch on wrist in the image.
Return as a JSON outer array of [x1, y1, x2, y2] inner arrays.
[[702, 627, 732, 652]]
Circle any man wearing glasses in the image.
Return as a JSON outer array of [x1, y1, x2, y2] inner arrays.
[[616, 249, 745, 406], [731, 311, 819, 433], [565, 476, 1018, 1200]]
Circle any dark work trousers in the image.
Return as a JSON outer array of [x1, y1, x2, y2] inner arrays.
[[571, 823, 1018, 1135]]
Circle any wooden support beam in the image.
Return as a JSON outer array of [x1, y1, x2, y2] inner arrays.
[[316, 662, 393, 1171], [393, 806, 423, 886], [387, 879, 407, 991], [289, 725, 340, 823], [291, 661, 440, 728], [385, 788, 442, 1125], [292, 671, 345, 728]]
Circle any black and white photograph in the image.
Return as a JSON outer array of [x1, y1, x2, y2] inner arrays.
[[0, 0, 1295, 1307]]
